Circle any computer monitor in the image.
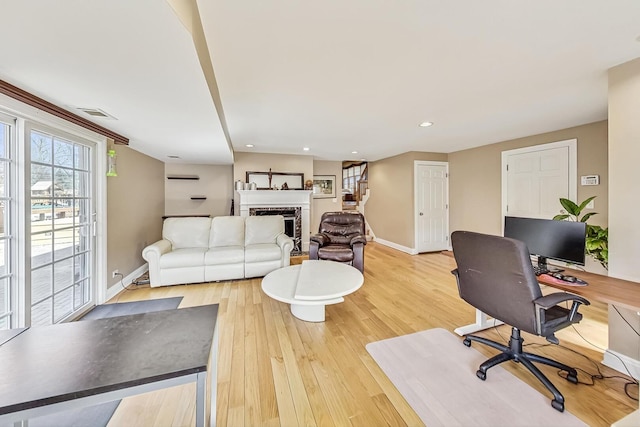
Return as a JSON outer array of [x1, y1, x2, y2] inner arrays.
[[503, 216, 586, 273]]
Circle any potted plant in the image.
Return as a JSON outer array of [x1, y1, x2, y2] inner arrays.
[[553, 196, 608, 270]]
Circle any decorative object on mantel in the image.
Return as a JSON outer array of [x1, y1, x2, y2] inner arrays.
[[246, 171, 304, 190], [281, 182, 289, 190], [312, 175, 336, 198], [305, 179, 313, 190]]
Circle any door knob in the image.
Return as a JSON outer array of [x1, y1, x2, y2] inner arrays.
[[419, 212, 424, 216]]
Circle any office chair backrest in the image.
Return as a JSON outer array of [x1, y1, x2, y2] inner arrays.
[[451, 230, 543, 335]]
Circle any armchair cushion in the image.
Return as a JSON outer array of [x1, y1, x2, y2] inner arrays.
[[317, 244, 355, 263]]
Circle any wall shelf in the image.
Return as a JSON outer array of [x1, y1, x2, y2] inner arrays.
[[167, 175, 199, 180]]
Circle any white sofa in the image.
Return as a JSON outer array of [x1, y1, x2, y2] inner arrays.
[[142, 215, 294, 287]]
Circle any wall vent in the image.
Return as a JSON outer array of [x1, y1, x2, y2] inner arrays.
[[74, 107, 117, 120]]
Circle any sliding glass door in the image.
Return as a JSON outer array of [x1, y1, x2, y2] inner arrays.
[[28, 127, 95, 326]]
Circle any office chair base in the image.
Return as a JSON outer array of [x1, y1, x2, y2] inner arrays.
[[463, 328, 578, 413]]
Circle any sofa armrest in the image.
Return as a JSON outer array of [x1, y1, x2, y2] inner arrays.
[[142, 240, 172, 286], [276, 233, 294, 253], [276, 233, 294, 267], [310, 233, 330, 246]]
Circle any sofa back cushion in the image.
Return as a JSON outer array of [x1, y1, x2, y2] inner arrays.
[[210, 216, 245, 247], [245, 215, 284, 245], [163, 217, 212, 249]]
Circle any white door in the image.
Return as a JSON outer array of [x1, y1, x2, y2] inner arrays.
[[415, 161, 449, 253], [502, 139, 577, 220]]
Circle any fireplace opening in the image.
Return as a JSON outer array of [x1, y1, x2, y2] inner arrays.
[[250, 207, 302, 254]]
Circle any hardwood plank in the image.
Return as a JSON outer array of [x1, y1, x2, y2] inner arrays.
[[106, 242, 637, 427]]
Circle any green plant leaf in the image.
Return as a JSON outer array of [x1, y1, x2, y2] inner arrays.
[[580, 212, 598, 222], [578, 196, 597, 211], [559, 198, 580, 216], [553, 214, 570, 221]]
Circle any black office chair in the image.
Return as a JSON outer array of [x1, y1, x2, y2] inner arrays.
[[450, 230, 590, 412]]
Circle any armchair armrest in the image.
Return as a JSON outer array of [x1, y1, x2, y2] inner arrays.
[[310, 233, 330, 246], [350, 234, 367, 246]]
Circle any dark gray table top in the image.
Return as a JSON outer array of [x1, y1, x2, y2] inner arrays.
[[0, 304, 218, 415]]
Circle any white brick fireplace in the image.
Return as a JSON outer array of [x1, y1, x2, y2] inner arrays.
[[236, 190, 313, 252]]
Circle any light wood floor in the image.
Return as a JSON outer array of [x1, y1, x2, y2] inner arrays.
[[107, 242, 638, 426]]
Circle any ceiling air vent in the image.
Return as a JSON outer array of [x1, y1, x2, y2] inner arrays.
[[74, 107, 117, 120]]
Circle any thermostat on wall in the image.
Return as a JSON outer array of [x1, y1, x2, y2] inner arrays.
[[581, 175, 600, 186]]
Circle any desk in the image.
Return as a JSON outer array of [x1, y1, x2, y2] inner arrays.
[[455, 268, 640, 335], [0, 305, 219, 427]]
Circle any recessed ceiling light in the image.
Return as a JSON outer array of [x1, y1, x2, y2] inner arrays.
[[303, 147, 310, 151], [419, 121, 434, 127], [352, 151, 358, 154], [167, 155, 180, 159], [245, 144, 254, 148]]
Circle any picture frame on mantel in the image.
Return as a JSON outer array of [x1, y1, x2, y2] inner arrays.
[[312, 175, 336, 198]]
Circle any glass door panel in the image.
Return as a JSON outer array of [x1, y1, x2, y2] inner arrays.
[[29, 129, 94, 326]]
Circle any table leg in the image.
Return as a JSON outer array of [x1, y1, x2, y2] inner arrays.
[[290, 304, 325, 322], [195, 372, 206, 427], [454, 309, 503, 336]]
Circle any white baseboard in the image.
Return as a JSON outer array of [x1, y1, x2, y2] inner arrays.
[[603, 349, 640, 380], [103, 263, 149, 303], [373, 238, 418, 255]]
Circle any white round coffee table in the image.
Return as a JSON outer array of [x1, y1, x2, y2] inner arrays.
[[261, 260, 364, 322]]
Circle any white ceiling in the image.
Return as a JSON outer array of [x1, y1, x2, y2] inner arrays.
[[1, 1, 640, 164]]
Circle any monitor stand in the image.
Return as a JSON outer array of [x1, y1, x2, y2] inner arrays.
[[536, 257, 564, 274]]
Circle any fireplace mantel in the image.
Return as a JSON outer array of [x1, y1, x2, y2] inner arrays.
[[236, 190, 312, 251]]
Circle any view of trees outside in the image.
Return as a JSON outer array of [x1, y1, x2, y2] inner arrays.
[[30, 130, 92, 326]]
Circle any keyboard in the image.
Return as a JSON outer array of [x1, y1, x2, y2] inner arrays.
[[532, 265, 548, 276], [532, 265, 564, 276]]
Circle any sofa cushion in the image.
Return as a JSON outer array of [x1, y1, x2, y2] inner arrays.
[[163, 217, 212, 249], [159, 248, 207, 268], [205, 246, 244, 265], [245, 244, 282, 263], [210, 216, 245, 248], [245, 215, 284, 246]]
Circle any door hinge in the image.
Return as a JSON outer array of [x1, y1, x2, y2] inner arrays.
[[506, 205, 509, 212], [446, 235, 449, 241], [506, 164, 509, 171], [446, 173, 449, 178], [446, 204, 449, 209]]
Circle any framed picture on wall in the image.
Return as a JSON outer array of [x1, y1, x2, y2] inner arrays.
[[312, 175, 336, 198]]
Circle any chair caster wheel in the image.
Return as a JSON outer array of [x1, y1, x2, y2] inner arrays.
[[551, 399, 564, 412], [566, 373, 578, 384], [476, 370, 486, 381], [463, 338, 471, 347]]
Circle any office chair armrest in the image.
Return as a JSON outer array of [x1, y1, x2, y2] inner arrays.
[[535, 292, 590, 322], [534, 292, 590, 310], [309, 233, 330, 246]]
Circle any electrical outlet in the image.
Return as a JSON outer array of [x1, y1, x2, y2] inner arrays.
[[112, 269, 119, 278]]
